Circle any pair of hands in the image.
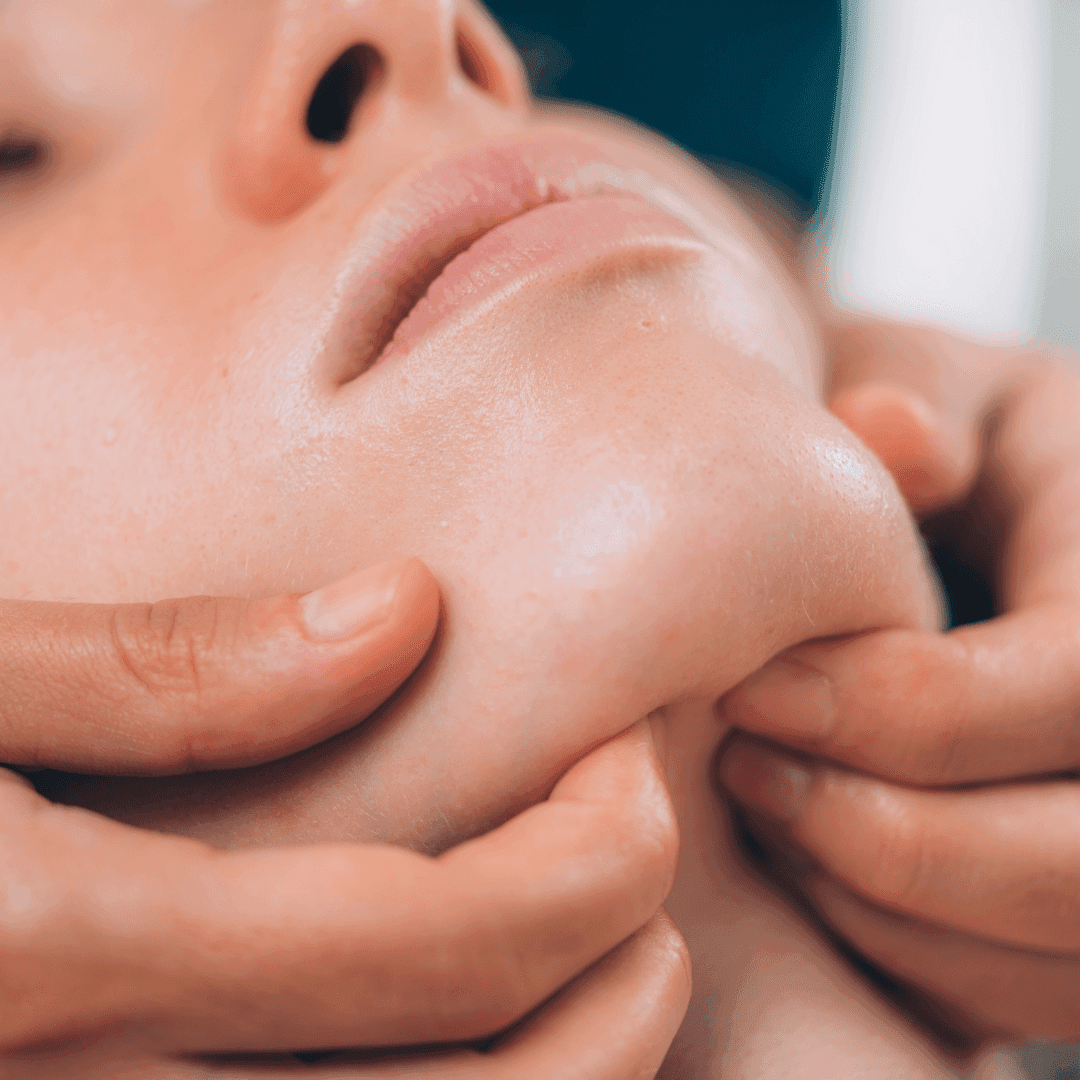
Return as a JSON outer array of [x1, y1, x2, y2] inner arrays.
[[1, 563, 687, 1075], [6, 320, 1079, 1071], [719, 321, 1080, 1043]]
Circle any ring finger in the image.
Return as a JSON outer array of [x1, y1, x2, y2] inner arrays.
[[803, 873, 1080, 1043]]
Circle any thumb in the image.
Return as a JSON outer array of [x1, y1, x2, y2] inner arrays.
[[0, 557, 439, 775]]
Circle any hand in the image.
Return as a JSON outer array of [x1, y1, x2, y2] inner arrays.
[[1, 560, 687, 1074], [718, 321, 1080, 1043]]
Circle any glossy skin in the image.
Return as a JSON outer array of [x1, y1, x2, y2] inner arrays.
[[721, 322, 1080, 1043], [0, 1, 988, 1076]]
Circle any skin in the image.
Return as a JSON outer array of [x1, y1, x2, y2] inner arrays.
[[720, 322, 1080, 1042], [0, 0, 1035, 1076], [0, 558, 693, 1075]]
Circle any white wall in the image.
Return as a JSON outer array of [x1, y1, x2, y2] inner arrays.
[[1039, 0, 1080, 350], [821, 0, 1050, 342]]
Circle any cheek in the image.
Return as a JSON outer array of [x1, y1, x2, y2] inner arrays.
[[34, 271, 939, 856], [0, 234, 802, 612], [0, 226, 319, 601]]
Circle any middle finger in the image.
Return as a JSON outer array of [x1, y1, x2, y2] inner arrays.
[[719, 736, 1080, 953]]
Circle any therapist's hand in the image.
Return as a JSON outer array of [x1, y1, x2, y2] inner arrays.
[[718, 322, 1080, 1042], [1, 560, 688, 1075]]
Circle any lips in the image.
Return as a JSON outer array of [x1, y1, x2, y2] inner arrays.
[[328, 132, 717, 382], [382, 196, 707, 362]]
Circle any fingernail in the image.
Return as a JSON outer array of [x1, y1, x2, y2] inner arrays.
[[718, 741, 812, 822], [300, 560, 404, 641], [734, 659, 835, 738]]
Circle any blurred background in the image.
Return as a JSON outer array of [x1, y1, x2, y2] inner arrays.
[[1042, 0, 1079, 354], [488, 0, 1078, 351], [486, 1, 1078, 1077]]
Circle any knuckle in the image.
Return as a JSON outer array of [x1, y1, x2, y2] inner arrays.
[[912, 636, 975, 782], [0, 822, 80, 1046], [844, 634, 922, 715], [604, 796, 677, 914], [427, 923, 529, 1038], [107, 597, 222, 706], [622, 746, 680, 894], [839, 633, 963, 782], [855, 800, 928, 911], [102, 597, 238, 770], [651, 918, 692, 995], [638, 798, 680, 894]]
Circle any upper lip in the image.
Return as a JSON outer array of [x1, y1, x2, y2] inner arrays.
[[325, 130, 719, 382]]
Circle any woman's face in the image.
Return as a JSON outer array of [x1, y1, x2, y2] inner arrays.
[[0, 0, 939, 772], [0, 0, 845, 607], [7, 15, 958, 1073]]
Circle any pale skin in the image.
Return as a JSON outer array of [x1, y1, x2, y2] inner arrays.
[[1, 559, 690, 1074], [0, 0, 1074, 1076], [720, 321, 1080, 1042]]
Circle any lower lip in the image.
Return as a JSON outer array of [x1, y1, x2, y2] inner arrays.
[[379, 196, 706, 361]]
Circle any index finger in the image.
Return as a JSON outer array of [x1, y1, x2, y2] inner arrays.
[[0, 558, 440, 775], [723, 604, 1080, 785]]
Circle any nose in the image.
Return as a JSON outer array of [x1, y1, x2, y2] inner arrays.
[[227, 0, 529, 222]]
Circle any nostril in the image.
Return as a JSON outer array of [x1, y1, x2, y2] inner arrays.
[[456, 27, 494, 94], [0, 130, 49, 177], [306, 44, 382, 144]]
